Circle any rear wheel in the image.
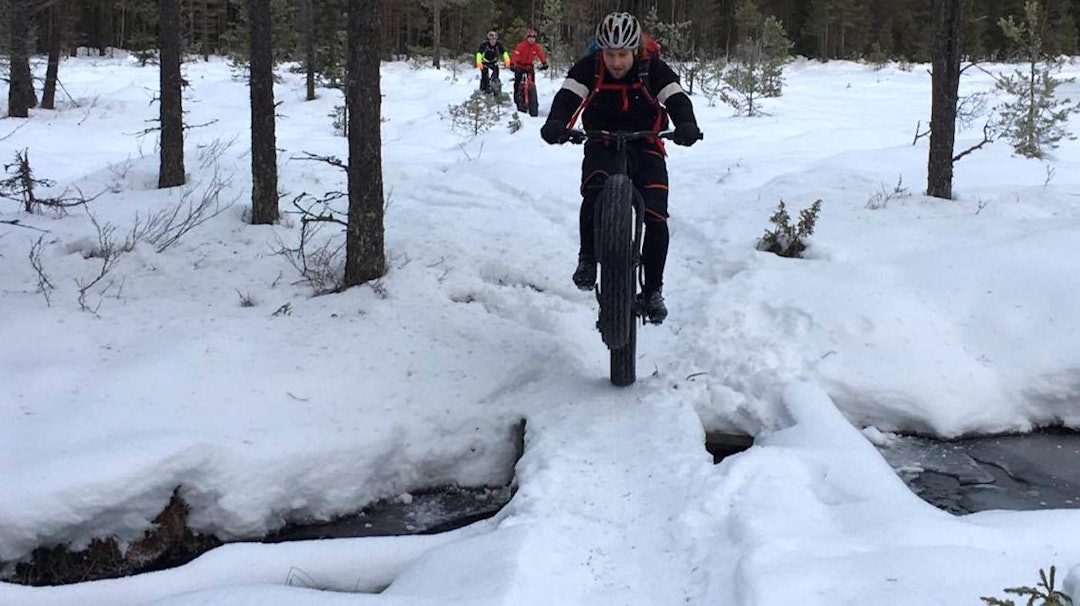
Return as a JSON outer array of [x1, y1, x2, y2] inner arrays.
[[597, 175, 636, 386], [527, 82, 539, 116]]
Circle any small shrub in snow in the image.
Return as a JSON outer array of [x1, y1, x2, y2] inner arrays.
[[236, 290, 257, 307], [865, 176, 910, 210], [330, 105, 347, 137], [981, 565, 1073, 606], [757, 199, 822, 258], [865, 43, 889, 70], [446, 90, 504, 137], [508, 111, 523, 134]]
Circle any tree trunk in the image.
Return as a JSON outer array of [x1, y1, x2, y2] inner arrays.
[[927, 0, 964, 200], [302, 0, 316, 100], [158, 0, 186, 188], [249, 0, 279, 224], [8, 0, 37, 118], [432, 0, 441, 69], [42, 2, 64, 110], [96, 0, 110, 55], [344, 0, 386, 287]]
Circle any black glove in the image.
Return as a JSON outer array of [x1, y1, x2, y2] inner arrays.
[[539, 64, 549, 71], [541, 119, 571, 145], [672, 122, 702, 147]]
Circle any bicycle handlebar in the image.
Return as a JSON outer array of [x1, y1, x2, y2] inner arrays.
[[567, 129, 702, 145]]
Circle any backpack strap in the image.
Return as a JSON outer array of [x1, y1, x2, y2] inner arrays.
[[565, 52, 604, 129], [637, 55, 654, 104], [636, 55, 668, 135], [565, 52, 665, 134]]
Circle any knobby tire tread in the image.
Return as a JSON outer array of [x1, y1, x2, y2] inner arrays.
[[610, 323, 636, 386], [598, 176, 636, 386], [527, 83, 539, 116]]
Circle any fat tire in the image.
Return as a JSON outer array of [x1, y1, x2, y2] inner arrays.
[[527, 83, 539, 116], [598, 175, 635, 356], [610, 318, 637, 386]]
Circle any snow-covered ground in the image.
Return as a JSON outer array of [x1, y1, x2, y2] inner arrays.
[[2, 52, 1080, 605]]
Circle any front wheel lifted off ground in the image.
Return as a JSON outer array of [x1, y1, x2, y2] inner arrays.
[[598, 175, 637, 385]]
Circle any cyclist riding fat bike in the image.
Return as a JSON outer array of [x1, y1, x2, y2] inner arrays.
[[540, 11, 701, 324], [509, 29, 549, 112], [476, 30, 510, 94]]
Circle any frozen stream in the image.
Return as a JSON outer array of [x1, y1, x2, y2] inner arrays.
[[873, 429, 1080, 514]]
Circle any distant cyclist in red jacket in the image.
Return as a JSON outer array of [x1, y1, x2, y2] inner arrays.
[[509, 29, 549, 113]]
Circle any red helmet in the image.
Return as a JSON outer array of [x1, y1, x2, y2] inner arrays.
[[525, 29, 537, 38]]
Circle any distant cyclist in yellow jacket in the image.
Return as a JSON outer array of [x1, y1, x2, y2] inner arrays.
[[476, 31, 510, 94]]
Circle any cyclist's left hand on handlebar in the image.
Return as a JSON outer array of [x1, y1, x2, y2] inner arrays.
[[541, 120, 572, 145], [672, 122, 703, 147]]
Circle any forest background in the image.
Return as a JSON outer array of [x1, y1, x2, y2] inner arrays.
[[2, 0, 1079, 76]]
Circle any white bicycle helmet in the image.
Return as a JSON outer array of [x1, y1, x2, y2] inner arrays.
[[595, 12, 641, 50]]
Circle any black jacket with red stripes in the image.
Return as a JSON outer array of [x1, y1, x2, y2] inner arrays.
[[547, 52, 697, 133]]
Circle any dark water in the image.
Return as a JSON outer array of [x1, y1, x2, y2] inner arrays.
[[265, 485, 514, 542], [6, 420, 528, 586], [874, 428, 1080, 514], [705, 432, 755, 463]]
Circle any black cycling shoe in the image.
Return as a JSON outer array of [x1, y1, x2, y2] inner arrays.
[[572, 255, 597, 290], [637, 290, 668, 324]]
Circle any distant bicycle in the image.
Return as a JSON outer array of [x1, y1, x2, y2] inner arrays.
[[511, 66, 541, 117]]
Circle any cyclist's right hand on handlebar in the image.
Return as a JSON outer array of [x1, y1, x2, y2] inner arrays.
[[541, 120, 572, 145]]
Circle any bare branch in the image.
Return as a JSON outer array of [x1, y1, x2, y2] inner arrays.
[[912, 120, 930, 145], [0, 120, 31, 143], [75, 210, 134, 313], [29, 235, 54, 306], [291, 151, 348, 171], [129, 163, 235, 253], [271, 192, 349, 295], [2, 149, 105, 214], [1, 218, 49, 231], [953, 120, 995, 163]]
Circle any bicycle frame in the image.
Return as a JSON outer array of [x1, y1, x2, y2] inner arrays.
[[520, 70, 534, 105]]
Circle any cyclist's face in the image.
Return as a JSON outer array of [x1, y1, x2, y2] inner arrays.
[[602, 49, 635, 79]]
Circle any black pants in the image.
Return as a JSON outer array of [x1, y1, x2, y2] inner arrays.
[[480, 63, 500, 92], [579, 142, 669, 294]]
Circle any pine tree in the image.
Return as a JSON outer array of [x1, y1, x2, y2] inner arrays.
[[726, 0, 792, 108], [344, 0, 387, 287], [643, 4, 694, 65], [995, 0, 1080, 158], [927, 0, 965, 200], [158, 0, 186, 188], [249, 0, 279, 224], [7, 0, 37, 117], [536, 0, 566, 72]]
